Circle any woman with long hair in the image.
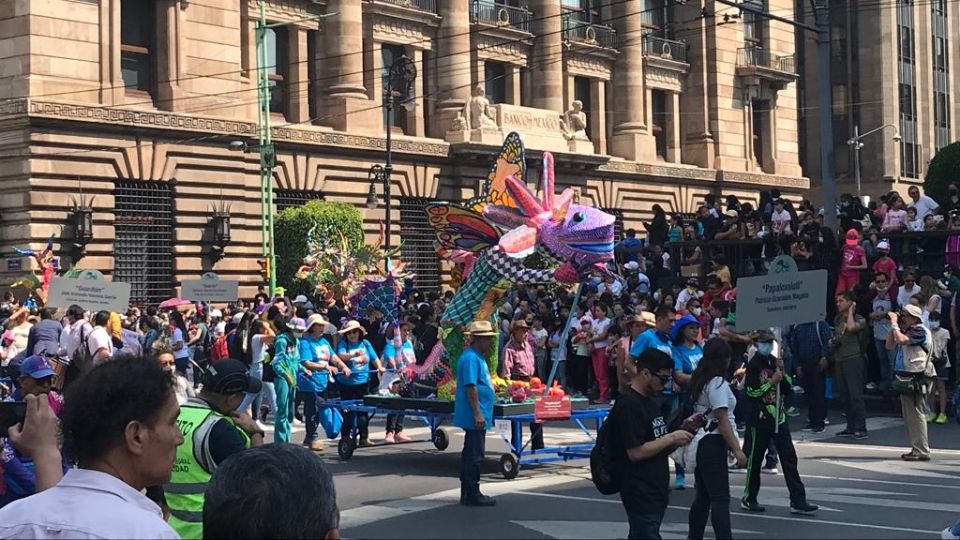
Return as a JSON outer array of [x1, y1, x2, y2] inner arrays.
[[237, 318, 275, 422], [168, 310, 192, 380], [687, 338, 747, 540]]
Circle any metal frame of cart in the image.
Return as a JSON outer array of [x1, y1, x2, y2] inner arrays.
[[491, 407, 609, 479], [329, 399, 609, 480]]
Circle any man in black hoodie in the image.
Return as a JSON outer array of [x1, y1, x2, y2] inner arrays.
[[741, 329, 818, 515]]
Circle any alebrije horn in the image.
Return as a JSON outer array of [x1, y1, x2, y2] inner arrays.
[[552, 187, 574, 222], [541, 152, 555, 209], [484, 205, 528, 229], [504, 175, 545, 218]]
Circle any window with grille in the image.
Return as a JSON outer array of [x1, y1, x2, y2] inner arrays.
[[113, 181, 174, 307], [275, 189, 326, 213], [399, 197, 441, 292], [602, 208, 625, 243]]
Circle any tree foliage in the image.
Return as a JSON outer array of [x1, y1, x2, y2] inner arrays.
[[924, 142, 960, 204], [274, 200, 364, 292]]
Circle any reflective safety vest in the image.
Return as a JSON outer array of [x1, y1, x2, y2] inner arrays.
[[165, 401, 250, 539]]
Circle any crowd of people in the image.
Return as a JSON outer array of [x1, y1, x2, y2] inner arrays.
[[0, 183, 956, 539]]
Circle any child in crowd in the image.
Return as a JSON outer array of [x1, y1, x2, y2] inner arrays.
[[570, 317, 594, 397], [836, 229, 868, 295], [872, 241, 899, 292], [547, 319, 566, 390], [926, 311, 951, 424], [906, 207, 923, 232]]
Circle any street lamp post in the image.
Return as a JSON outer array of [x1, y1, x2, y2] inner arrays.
[[847, 124, 902, 201], [254, 1, 335, 296], [367, 54, 417, 251]]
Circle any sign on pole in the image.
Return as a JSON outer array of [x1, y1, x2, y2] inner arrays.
[[181, 272, 239, 303], [47, 273, 131, 313], [734, 255, 828, 332]]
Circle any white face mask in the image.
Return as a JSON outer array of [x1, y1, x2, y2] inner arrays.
[[928, 321, 941, 330], [692, 307, 703, 316], [756, 342, 774, 356]]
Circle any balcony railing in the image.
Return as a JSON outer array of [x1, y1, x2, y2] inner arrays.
[[642, 34, 688, 64], [377, 0, 437, 13], [736, 47, 797, 75], [472, 1, 532, 32], [562, 15, 618, 50]]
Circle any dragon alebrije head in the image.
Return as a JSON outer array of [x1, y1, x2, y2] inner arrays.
[[484, 152, 615, 273]]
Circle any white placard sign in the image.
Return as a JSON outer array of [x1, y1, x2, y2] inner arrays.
[[181, 272, 239, 302], [47, 275, 131, 313], [494, 419, 512, 440], [734, 255, 828, 332]]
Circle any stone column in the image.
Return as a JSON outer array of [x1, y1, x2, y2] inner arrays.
[[506, 64, 522, 105], [609, 0, 655, 162], [678, 0, 715, 169], [590, 79, 607, 155], [434, 0, 473, 137], [409, 48, 426, 136], [323, 0, 374, 132], [530, 0, 564, 113], [286, 27, 310, 124], [666, 91, 681, 163], [156, 0, 182, 112]]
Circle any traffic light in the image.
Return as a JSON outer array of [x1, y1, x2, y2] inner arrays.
[[257, 258, 271, 282]]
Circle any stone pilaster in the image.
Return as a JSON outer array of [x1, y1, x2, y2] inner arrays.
[[590, 78, 607, 155], [434, 0, 472, 137], [287, 27, 310, 124], [666, 91, 681, 163], [609, 0, 655, 162], [323, 0, 377, 133], [529, 0, 564, 113]]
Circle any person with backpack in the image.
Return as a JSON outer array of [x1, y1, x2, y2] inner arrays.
[[685, 339, 747, 539], [608, 348, 700, 539], [832, 291, 868, 439]]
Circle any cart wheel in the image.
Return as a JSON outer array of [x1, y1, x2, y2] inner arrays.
[[499, 453, 519, 479], [432, 428, 449, 450], [338, 437, 356, 461]]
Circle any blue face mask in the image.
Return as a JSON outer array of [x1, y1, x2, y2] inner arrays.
[[757, 342, 774, 356]]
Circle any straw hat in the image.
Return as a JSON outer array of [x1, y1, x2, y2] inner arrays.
[[338, 320, 367, 335], [306, 313, 332, 332], [641, 311, 657, 326], [511, 319, 530, 332], [465, 320, 497, 337]]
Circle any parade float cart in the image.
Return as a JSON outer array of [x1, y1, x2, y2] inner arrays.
[[331, 395, 609, 480]]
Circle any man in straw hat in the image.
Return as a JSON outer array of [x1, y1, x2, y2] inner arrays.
[[454, 320, 498, 507]]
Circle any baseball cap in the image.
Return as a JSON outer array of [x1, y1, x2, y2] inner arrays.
[[202, 359, 262, 395], [845, 228, 860, 246], [293, 295, 308, 304], [876, 240, 890, 251], [20, 355, 55, 379], [210, 309, 223, 319], [901, 304, 923, 319]]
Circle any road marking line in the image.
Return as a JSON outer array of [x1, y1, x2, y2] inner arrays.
[[513, 491, 942, 535], [801, 440, 960, 456], [800, 473, 960, 490]]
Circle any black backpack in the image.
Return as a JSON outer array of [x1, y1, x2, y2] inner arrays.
[[590, 401, 621, 495]]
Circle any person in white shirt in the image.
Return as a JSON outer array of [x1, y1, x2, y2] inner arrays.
[[897, 273, 922, 307], [906, 207, 924, 231], [58, 305, 92, 358], [908, 185, 939, 220], [86, 311, 113, 364], [0, 357, 183, 539], [771, 199, 793, 235]]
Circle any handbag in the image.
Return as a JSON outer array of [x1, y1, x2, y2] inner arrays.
[[670, 428, 707, 474], [892, 338, 933, 395]]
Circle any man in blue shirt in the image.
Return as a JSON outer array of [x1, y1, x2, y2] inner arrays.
[[454, 320, 497, 507], [616, 229, 643, 264]]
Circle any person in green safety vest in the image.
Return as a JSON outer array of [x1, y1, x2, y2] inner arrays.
[[165, 358, 265, 539]]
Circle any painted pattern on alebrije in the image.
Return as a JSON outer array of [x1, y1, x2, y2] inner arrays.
[[442, 254, 502, 326], [348, 275, 399, 324]]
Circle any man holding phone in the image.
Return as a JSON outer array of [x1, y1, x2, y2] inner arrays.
[[1, 355, 65, 507]]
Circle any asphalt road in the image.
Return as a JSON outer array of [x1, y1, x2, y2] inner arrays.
[[274, 408, 960, 539]]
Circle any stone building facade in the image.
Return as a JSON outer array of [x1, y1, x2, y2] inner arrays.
[[798, 0, 959, 199], [0, 0, 807, 302]]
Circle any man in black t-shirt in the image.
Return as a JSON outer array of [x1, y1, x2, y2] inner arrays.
[[611, 349, 702, 540]]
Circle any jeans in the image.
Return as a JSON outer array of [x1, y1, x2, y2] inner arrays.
[[273, 377, 296, 443], [689, 435, 732, 540], [460, 429, 486, 499], [237, 361, 264, 417], [297, 390, 325, 444], [386, 413, 405, 433], [876, 339, 895, 391], [260, 381, 277, 418], [800, 358, 827, 428], [624, 510, 664, 540], [834, 359, 867, 432], [743, 423, 807, 505], [339, 383, 370, 441]]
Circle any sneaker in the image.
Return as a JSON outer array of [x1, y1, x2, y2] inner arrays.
[[927, 413, 938, 423], [740, 498, 766, 512], [790, 502, 819, 514], [811, 425, 825, 434], [837, 429, 856, 437], [384, 432, 396, 444], [936, 414, 948, 424], [395, 432, 412, 443], [461, 494, 497, 507], [674, 475, 686, 490], [729, 466, 746, 473], [865, 382, 879, 391], [824, 418, 831, 426], [853, 431, 868, 440], [309, 440, 324, 451], [761, 465, 778, 475], [786, 406, 800, 417], [902, 453, 931, 462]]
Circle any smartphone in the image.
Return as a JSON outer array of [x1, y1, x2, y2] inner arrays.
[[0, 401, 26, 434]]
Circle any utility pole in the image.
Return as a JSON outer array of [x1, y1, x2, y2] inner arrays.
[[254, 2, 335, 296], [712, 0, 836, 232]]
